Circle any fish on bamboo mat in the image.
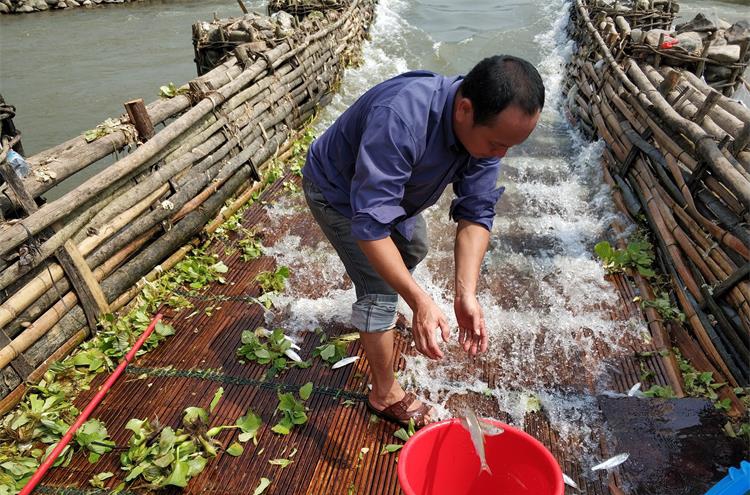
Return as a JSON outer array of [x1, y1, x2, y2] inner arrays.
[[331, 356, 359, 369], [591, 453, 630, 471]]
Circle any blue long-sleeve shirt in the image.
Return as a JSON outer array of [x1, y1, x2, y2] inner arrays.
[[302, 70, 504, 241]]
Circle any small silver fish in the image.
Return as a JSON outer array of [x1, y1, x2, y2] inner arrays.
[[284, 349, 303, 363], [591, 453, 629, 471], [332, 356, 359, 369], [563, 473, 579, 490], [479, 418, 505, 436], [627, 382, 642, 397], [460, 409, 492, 475]]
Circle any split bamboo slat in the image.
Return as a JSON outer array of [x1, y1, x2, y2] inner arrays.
[[564, 0, 749, 415], [0, 0, 375, 403]]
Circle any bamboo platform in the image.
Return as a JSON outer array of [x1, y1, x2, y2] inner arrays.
[[26, 156, 714, 494]]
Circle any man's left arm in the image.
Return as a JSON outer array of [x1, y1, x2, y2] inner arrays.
[[450, 157, 504, 356], [454, 219, 490, 355]]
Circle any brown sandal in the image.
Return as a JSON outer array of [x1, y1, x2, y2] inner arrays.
[[366, 392, 432, 429]]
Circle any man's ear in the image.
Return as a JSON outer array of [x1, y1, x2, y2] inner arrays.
[[455, 97, 474, 126]]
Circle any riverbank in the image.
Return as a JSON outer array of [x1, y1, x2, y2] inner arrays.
[[1, 0, 144, 15]]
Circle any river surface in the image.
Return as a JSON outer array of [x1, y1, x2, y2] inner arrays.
[[0, 0, 746, 157], [1, 0, 748, 480]]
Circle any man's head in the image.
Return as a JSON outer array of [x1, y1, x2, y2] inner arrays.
[[453, 55, 545, 159]]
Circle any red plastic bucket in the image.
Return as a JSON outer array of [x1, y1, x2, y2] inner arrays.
[[398, 418, 563, 495]]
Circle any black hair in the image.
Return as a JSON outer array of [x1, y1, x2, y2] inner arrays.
[[460, 55, 545, 126]]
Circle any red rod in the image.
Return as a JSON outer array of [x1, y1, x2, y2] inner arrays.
[[20, 313, 163, 495]]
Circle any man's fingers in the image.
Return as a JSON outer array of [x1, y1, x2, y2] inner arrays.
[[480, 320, 488, 353], [439, 317, 450, 343]]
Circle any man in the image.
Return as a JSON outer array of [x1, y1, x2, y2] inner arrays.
[[302, 55, 544, 427]]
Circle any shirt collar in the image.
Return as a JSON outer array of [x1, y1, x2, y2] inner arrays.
[[442, 76, 466, 154]]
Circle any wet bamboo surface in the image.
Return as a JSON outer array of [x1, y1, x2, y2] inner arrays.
[[30, 165, 672, 495]]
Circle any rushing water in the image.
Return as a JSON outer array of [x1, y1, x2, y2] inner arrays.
[[1, 0, 748, 475]]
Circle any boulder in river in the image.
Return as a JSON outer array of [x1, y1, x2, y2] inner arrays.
[[725, 20, 750, 45], [675, 31, 703, 55], [707, 44, 741, 63], [675, 13, 716, 34]]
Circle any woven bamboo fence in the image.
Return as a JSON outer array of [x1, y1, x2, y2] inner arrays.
[[0, 0, 375, 408], [564, 0, 749, 416]]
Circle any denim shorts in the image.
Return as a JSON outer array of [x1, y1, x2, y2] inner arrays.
[[303, 177, 428, 332]]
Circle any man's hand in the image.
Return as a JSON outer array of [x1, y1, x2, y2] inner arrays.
[[411, 295, 451, 360], [455, 294, 487, 356]]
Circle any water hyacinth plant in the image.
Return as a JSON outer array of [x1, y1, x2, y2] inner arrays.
[[237, 327, 311, 377]]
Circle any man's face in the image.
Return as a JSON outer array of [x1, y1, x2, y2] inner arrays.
[[454, 98, 541, 160]]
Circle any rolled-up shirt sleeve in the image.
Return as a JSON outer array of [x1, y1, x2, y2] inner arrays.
[[450, 158, 504, 231], [350, 107, 417, 240]]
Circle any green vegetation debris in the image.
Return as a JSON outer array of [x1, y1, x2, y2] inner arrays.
[[594, 239, 655, 277], [237, 327, 311, 377], [639, 293, 685, 323], [313, 330, 359, 366], [159, 82, 189, 99], [253, 477, 272, 495], [272, 384, 312, 435]]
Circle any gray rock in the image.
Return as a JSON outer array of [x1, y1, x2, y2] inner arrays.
[[676, 13, 716, 34], [645, 28, 674, 47], [56, 1, 66, 7], [725, 20, 750, 45], [707, 44, 740, 63], [675, 31, 703, 55], [717, 18, 732, 30], [0, 3, 8, 12], [17, 3, 33, 11], [1, 0, 11, 7], [67, 0, 79, 5], [32, 0, 48, 9], [711, 31, 727, 47], [705, 65, 733, 83], [630, 28, 644, 44]]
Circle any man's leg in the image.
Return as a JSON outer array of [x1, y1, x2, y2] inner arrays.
[[303, 178, 433, 424]]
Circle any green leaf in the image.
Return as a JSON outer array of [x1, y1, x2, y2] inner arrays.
[[226, 442, 244, 457], [183, 407, 208, 426], [155, 322, 175, 336], [380, 444, 403, 454], [253, 478, 272, 495], [210, 387, 224, 413], [269, 458, 293, 468], [211, 261, 229, 274], [236, 409, 262, 441], [299, 382, 313, 401], [320, 344, 336, 361], [393, 428, 409, 442], [89, 471, 114, 489], [594, 241, 613, 261], [271, 423, 291, 435], [164, 459, 190, 487]]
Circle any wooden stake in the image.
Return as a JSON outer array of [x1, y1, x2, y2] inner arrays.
[[124, 99, 155, 142]]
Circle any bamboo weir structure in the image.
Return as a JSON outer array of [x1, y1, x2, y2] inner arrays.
[[0, 0, 749, 493], [0, 0, 373, 406], [564, 0, 750, 415]]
